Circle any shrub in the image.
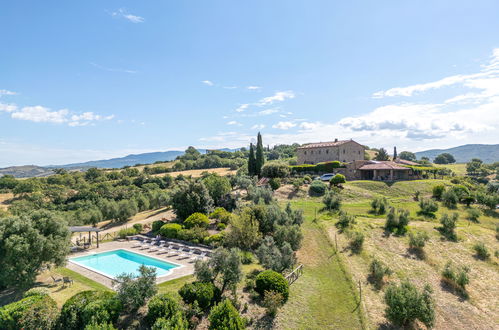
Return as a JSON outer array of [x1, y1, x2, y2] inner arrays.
[[384, 282, 435, 328], [261, 162, 290, 178], [132, 223, 143, 232], [262, 290, 284, 317], [473, 242, 490, 260], [0, 293, 59, 330], [349, 231, 364, 253], [309, 180, 327, 196], [466, 208, 481, 223], [209, 207, 232, 224], [323, 189, 341, 212], [442, 189, 458, 209], [177, 227, 209, 243], [84, 322, 117, 330], [335, 211, 355, 230], [152, 312, 189, 330], [117, 227, 137, 239], [255, 270, 290, 302], [208, 299, 245, 330], [329, 174, 346, 186], [204, 233, 224, 247], [417, 198, 438, 218], [58, 291, 122, 330], [409, 231, 429, 251], [432, 184, 445, 200], [239, 250, 255, 264], [159, 223, 183, 238], [442, 261, 470, 296], [23, 287, 50, 297], [303, 175, 312, 183], [385, 208, 410, 235], [247, 186, 274, 204], [179, 281, 220, 310], [292, 178, 304, 190], [414, 190, 421, 201], [439, 213, 458, 241], [268, 178, 281, 191], [369, 258, 392, 289], [216, 222, 226, 230], [370, 197, 388, 215], [146, 293, 182, 326], [184, 212, 210, 229], [152, 220, 165, 234]]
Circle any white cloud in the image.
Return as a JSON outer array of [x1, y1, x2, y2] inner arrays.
[[257, 90, 295, 106], [8, 105, 114, 126], [202, 80, 214, 86], [223, 86, 237, 89], [258, 108, 279, 116], [272, 121, 296, 130], [247, 86, 261, 90], [90, 62, 137, 74], [251, 124, 265, 130], [235, 104, 249, 112], [111, 8, 144, 23], [0, 103, 17, 112], [226, 120, 242, 126], [0, 89, 17, 96]]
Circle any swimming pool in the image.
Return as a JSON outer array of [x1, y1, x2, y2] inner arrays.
[[70, 249, 181, 279]]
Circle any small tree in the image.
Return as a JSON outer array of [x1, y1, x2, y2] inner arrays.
[[323, 189, 341, 212], [384, 282, 435, 328], [417, 198, 438, 218], [399, 151, 416, 161], [368, 258, 392, 289], [374, 148, 390, 161], [349, 231, 364, 253], [114, 266, 157, 312], [370, 196, 389, 215], [385, 208, 410, 235], [335, 211, 356, 231], [224, 212, 262, 250], [438, 213, 459, 241], [208, 299, 245, 330], [262, 290, 284, 317], [261, 162, 290, 178], [432, 184, 445, 200], [466, 208, 481, 223], [473, 242, 490, 260], [408, 231, 429, 258], [329, 174, 346, 187], [442, 261, 470, 297], [170, 181, 214, 220], [193, 248, 242, 294], [442, 189, 458, 209], [309, 180, 327, 196]]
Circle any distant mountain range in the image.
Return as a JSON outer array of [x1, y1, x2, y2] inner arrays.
[[0, 148, 240, 178], [415, 144, 499, 163]]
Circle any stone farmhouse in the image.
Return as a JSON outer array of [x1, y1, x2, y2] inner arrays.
[[297, 139, 420, 181], [297, 139, 365, 165]]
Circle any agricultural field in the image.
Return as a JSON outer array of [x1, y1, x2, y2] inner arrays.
[[275, 180, 499, 329], [434, 163, 467, 176]]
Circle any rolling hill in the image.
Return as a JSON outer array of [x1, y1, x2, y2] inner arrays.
[[415, 144, 499, 163]]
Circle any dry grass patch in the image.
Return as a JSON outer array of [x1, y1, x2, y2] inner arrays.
[[153, 167, 236, 178]]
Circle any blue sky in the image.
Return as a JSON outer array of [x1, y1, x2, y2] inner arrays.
[[1, 0, 498, 167]]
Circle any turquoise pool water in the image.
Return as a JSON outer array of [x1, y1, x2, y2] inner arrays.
[[70, 249, 180, 278]]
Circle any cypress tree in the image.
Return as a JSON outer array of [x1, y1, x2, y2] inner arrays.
[[256, 132, 265, 176], [393, 147, 397, 160], [248, 143, 256, 176]]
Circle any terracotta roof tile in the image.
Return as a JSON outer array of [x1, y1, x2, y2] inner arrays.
[[298, 140, 352, 149], [358, 161, 410, 170]]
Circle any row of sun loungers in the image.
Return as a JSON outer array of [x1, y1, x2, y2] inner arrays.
[[131, 238, 210, 261]]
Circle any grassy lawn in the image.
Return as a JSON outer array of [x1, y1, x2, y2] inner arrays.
[[275, 200, 365, 330], [434, 163, 467, 176], [157, 275, 195, 297]]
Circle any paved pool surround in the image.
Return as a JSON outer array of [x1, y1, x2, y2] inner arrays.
[[67, 240, 195, 288]]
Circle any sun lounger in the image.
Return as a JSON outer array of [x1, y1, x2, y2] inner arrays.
[[63, 277, 73, 286], [51, 275, 62, 284]]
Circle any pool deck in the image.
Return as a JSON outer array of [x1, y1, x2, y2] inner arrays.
[[67, 240, 197, 289]]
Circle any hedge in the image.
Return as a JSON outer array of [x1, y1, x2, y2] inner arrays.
[[0, 293, 59, 330], [290, 161, 344, 173]]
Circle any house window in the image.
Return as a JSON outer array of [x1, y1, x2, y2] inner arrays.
[[358, 150, 360, 155], [343, 149, 345, 154], [326, 150, 329, 154], [304, 151, 307, 155]]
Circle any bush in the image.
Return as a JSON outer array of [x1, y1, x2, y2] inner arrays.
[[0, 293, 59, 330], [23, 287, 50, 297], [114, 266, 157, 312], [323, 189, 341, 212], [466, 208, 481, 223], [255, 270, 290, 302], [208, 299, 245, 330], [209, 207, 232, 224], [268, 178, 281, 191], [409, 231, 429, 250], [442, 189, 458, 209], [247, 186, 274, 204], [329, 174, 346, 186], [439, 213, 458, 241], [384, 208, 410, 235], [370, 197, 389, 215], [117, 227, 137, 239], [239, 250, 255, 264], [384, 282, 435, 328], [204, 233, 224, 247], [432, 184, 445, 200], [179, 281, 220, 310], [335, 211, 355, 230], [58, 291, 122, 330], [303, 175, 312, 183], [152, 312, 189, 330], [159, 223, 183, 238], [152, 220, 165, 234], [292, 178, 304, 190], [177, 227, 209, 243], [262, 290, 284, 317], [132, 223, 143, 232], [442, 261, 470, 296], [417, 198, 438, 218], [146, 293, 182, 326], [184, 212, 210, 229], [216, 222, 226, 230], [309, 180, 327, 196], [261, 162, 290, 178], [349, 231, 364, 253], [473, 242, 490, 260], [369, 258, 392, 289]]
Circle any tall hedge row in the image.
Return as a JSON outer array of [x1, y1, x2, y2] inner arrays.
[[290, 161, 344, 174]]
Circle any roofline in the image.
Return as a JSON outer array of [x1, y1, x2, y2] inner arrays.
[[297, 140, 365, 149]]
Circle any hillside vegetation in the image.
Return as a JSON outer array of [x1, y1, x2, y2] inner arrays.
[[415, 144, 499, 163]]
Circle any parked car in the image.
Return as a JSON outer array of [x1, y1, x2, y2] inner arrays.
[[315, 173, 335, 181]]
